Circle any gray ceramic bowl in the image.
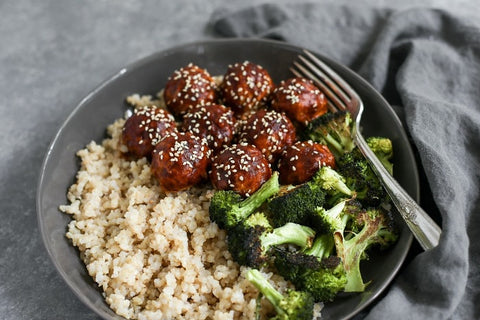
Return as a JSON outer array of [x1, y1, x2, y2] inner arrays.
[[37, 39, 418, 320]]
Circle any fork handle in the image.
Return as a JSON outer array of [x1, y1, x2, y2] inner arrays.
[[354, 133, 442, 250]]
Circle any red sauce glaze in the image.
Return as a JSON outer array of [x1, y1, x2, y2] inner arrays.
[[278, 141, 335, 185], [181, 104, 236, 152], [209, 143, 271, 197], [122, 106, 177, 158], [163, 63, 217, 117], [238, 109, 296, 164], [220, 61, 274, 116], [151, 132, 210, 192], [270, 77, 328, 125]]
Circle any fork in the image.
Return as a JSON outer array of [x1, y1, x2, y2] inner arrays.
[[291, 50, 442, 250]]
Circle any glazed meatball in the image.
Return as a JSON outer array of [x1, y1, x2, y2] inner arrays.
[[220, 61, 274, 115], [151, 132, 210, 192], [163, 63, 217, 117], [210, 143, 271, 197], [122, 106, 177, 158], [181, 104, 236, 152], [278, 140, 335, 185], [271, 77, 328, 125], [238, 109, 296, 164]]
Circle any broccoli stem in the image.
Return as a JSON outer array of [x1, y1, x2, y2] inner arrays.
[[335, 213, 385, 292], [315, 167, 353, 197], [324, 134, 344, 156], [331, 179, 353, 197], [240, 171, 280, 214], [246, 269, 285, 315], [315, 200, 349, 233], [303, 234, 334, 259], [260, 223, 316, 252], [337, 228, 370, 292], [324, 200, 346, 219], [344, 260, 366, 292]]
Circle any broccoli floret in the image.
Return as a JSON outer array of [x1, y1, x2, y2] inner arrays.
[[337, 148, 387, 207], [312, 199, 364, 234], [227, 213, 316, 268], [313, 200, 348, 233], [312, 200, 397, 292], [267, 182, 326, 227], [267, 167, 352, 226], [274, 234, 347, 302], [300, 260, 347, 302], [303, 233, 335, 259], [246, 269, 314, 320], [334, 208, 398, 292], [209, 172, 280, 230], [366, 136, 394, 175], [303, 110, 355, 158], [273, 247, 322, 282], [227, 212, 272, 266], [312, 166, 353, 205], [312, 199, 364, 238]]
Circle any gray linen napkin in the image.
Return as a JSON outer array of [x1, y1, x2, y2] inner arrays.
[[211, 3, 480, 320]]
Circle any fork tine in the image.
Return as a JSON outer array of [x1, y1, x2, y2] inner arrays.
[[290, 62, 344, 112], [296, 55, 351, 110], [290, 62, 343, 112], [302, 50, 360, 102]]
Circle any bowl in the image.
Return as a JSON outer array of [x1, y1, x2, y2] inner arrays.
[[37, 39, 418, 320]]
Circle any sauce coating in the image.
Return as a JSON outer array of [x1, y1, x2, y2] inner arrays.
[[220, 61, 274, 116], [271, 77, 328, 125], [278, 140, 335, 185], [181, 104, 236, 152], [122, 106, 177, 158], [209, 143, 271, 197], [163, 63, 217, 117], [238, 109, 296, 164], [151, 132, 210, 192]]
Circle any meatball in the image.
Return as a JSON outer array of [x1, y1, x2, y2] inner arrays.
[[181, 104, 236, 152], [238, 109, 296, 164], [270, 77, 328, 125], [210, 143, 271, 197], [151, 132, 210, 192], [220, 61, 274, 115], [278, 141, 335, 185], [122, 106, 177, 158], [163, 63, 217, 116]]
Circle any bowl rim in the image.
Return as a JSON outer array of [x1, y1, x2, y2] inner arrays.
[[36, 38, 417, 320]]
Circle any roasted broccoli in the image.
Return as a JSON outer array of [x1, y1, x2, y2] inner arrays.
[[209, 172, 280, 230], [274, 234, 347, 302], [303, 233, 335, 259], [267, 166, 353, 226], [312, 166, 353, 206], [366, 136, 394, 175], [303, 110, 355, 158], [315, 203, 398, 292], [337, 148, 388, 207], [227, 212, 316, 268], [246, 268, 315, 320], [312, 200, 348, 234], [226, 212, 272, 267], [267, 181, 326, 227], [311, 199, 363, 234]]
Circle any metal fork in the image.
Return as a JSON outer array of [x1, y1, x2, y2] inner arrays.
[[291, 50, 441, 250]]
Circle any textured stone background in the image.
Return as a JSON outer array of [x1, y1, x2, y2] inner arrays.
[[0, 1, 475, 319]]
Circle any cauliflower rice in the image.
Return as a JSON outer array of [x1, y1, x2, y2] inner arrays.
[[60, 92, 322, 319]]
